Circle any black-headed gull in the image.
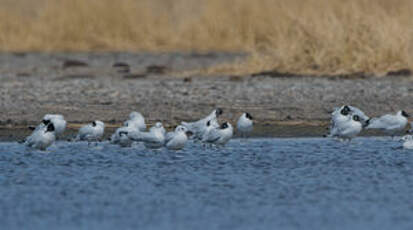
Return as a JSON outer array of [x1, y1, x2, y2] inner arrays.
[[75, 120, 105, 142], [330, 105, 369, 130], [111, 126, 135, 147], [366, 110, 409, 136], [202, 121, 233, 146], [32, 114, 66, 137], [181, 108, 223, 140], [25, 123, 56, 150], [43, 114, 66, 136], [237, 113, 253, 138], [328, 114, 362, 141]]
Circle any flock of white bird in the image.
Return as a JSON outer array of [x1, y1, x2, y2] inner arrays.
[[327, 105, 413, 149], [22, 106, 413, 151], [23, 109, 253, 151]]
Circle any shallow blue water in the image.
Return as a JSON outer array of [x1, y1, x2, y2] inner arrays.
[[0, 138, 413, 230]]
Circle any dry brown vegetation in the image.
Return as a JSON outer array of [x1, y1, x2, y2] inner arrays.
[[0, 0, 412, 75]]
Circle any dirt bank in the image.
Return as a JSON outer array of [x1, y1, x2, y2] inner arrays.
[[0, 52, 412, 140]]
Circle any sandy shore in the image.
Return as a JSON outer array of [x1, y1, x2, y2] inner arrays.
[[0, 52, 412, 140]]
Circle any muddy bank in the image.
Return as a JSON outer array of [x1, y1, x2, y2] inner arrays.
[[0, 52, 412, 139]]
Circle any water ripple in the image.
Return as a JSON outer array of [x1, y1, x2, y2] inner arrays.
[[0, 137, 412, 230]]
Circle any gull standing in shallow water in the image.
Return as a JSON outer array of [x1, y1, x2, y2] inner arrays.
[[164, 125, 193, 150], [123, 122, 166, 149], [181, 108, 223, 140], [75, 120, 105, 142], [237, 113, 253, 138], [328, 114, 363, 141], [202, 121, 233, 146], [366, 110, 409, 137], [25, 123, 56, 150]]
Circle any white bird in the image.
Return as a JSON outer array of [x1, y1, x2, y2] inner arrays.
[[110, 112, 146, 147], [400, 135, 413, 149], [330, 105, 351, 130], [164, 125, 193, 150], [124, 122, 166, 149], [110, 126, 135, 147], [75, 120, 105, 142], [25, 123, 56, 150], [32, 114, 67, 137], [330, 105, 369, 130], [181, 108, 223, 140], [366, 110, 409, 136], [328, 114, 362, 141], [202, 121, 233, 146], [124, 111, 146, 131], [348, 106, 369, 125], [43, 114, 66, 136], [237, 113, 253, 138]]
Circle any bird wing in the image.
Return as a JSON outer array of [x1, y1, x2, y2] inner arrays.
[[128, 131, 160, 143], [367, 115, 400, 129], [202, 128, 221, 143], [77, 125, 93, 140], [165, 132, 175, 143]]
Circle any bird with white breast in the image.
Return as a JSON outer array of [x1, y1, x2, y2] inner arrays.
[[164, 125, 193, 150], [25, 123, 56, 151], [237, 112, 253, 138], [202, 121, 233, 146], [75, 120, 105, 142]]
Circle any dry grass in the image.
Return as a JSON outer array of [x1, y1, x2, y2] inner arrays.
[[0, 0, 412, 75]]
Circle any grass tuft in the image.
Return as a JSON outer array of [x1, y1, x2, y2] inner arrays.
[[0, 0, 412, 75]]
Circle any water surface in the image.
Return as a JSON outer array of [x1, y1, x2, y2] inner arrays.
[[1, 138, 412, 230]]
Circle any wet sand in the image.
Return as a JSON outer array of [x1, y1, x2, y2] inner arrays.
[[0, 52, 412, 140]]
